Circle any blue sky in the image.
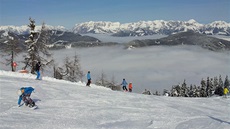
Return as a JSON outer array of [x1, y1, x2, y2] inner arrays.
[[0, 0, 229, 29]]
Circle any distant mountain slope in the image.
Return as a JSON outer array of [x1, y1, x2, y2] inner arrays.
[[0, 29, 102, 49], [125, 31, 230, 51], [73, 19, 230, 36]]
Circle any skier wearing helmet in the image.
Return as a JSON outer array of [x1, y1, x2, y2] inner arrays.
[[17, 87, 36, 107]]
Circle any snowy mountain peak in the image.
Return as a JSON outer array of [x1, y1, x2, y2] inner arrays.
[[187, 19, 197, 23], [73, 20, 230, 36], [0, 25, 67, 35], [208, 21, 230, 28]]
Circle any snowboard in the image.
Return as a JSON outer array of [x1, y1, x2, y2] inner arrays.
[[30, 105, 38, 110], [19, 103, 38, 110]]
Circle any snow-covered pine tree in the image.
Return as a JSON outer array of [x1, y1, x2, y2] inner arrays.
[[170, 85, 177, 97], [0, 32, 21, 71], [193, 85, 200, 97], [171, 84, 181, 97], [219, 75, 224, 88], [200, 78, 207, 97], [181, 79, 188, 97], [213, 76, 218, 89], [23, 18, 53, 74], [188, 84, 194, 97], [206, 77, 211, 97], [214, 75, 224, 96], [208, 78, 215, 96], [224, 75, 229, 89]]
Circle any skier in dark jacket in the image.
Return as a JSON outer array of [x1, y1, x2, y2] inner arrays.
[[35, 61, 41, 80], [17, 87, 35, 107]]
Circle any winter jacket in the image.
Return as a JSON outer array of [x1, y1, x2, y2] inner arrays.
[[35, 63, 41, 71], [128, 83, 132, 89], [224, 88, 229, 95], [87, 73, 91, 80], [18, 87, 34, 105], [121, 80, 128, 86]]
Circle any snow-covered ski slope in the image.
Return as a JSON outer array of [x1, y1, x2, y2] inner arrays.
[[0, 70, 229, 129]]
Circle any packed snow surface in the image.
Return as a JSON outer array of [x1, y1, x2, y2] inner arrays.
[[0, 71, 229, 129]]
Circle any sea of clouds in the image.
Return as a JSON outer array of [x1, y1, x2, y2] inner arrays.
[[1, 34, 229, 93]]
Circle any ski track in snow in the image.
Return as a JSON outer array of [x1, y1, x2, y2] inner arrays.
[[0, 70, 230, 129]]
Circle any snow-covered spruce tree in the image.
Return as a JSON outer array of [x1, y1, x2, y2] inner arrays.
[[170, 85, 177, 97], [0, 32, 21, 71], [206, 77, 211, 97], [200, 78, 207, 97], [170, 84, 181, 97], [224, 75, 229, 89], [180, 79, 189, 97], [214, 75, 224, 96], [54, 54, 84, 82], [213, 76, 219, 89], [193, 85, 200, 97], [219, 75, 224, 88], [209, 78, 215, 96], [188, 84, 194, 97], [23, 18, 53, 74]]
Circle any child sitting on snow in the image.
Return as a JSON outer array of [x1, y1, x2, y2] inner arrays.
[[17, 87, 36, 107]]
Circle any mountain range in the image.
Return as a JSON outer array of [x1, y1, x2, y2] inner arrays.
[[1, 19, 230, 37], [0, 19, 230, 51], [73, 19, 230, 36], [0, 29, 102, 50]]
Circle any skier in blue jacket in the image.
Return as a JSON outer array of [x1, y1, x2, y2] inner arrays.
[[121, 78, 128, 91], [86, 71, 91, 86], [17, 87, 35, 107]]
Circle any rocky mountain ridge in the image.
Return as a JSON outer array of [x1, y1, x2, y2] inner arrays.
[[0, 29, 102, 50], [125, 31, 230, 51], [1, 19, 229, 37], [73, 19, 230, 36]]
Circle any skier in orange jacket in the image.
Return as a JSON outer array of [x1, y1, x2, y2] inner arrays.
[[128, 82, 133, 92]]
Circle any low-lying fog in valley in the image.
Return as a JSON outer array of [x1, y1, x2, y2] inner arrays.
[[82, 34, 168, 43], [50, 45, 230, 93], [1, 34, 230, 93]]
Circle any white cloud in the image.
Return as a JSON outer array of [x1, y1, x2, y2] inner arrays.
[[50, 45, 230, 93], [1, 36, 229, 94]]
